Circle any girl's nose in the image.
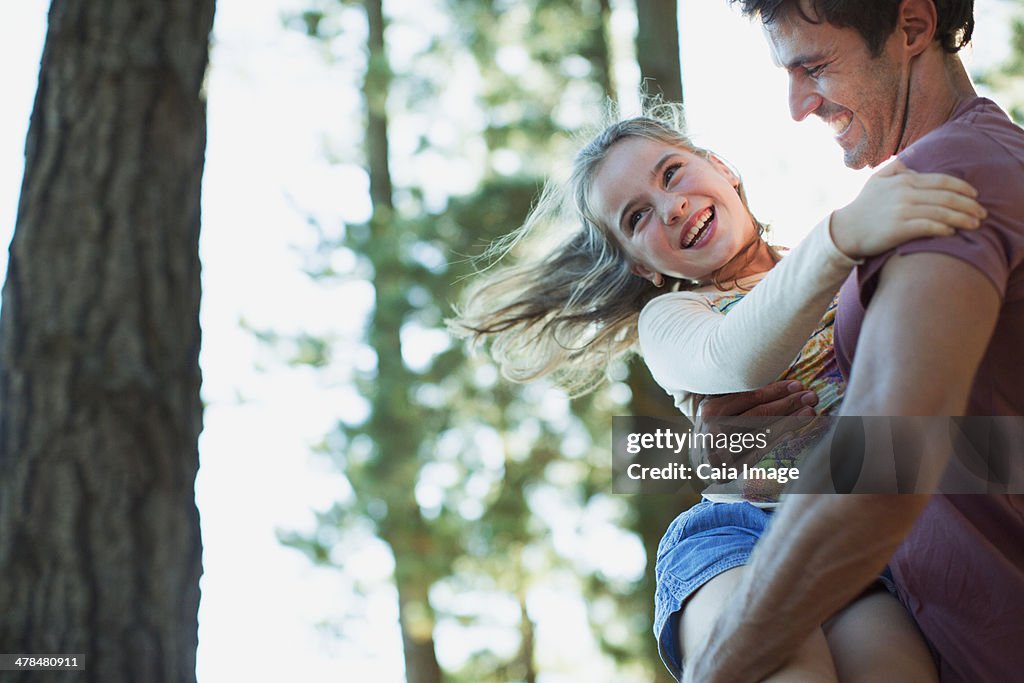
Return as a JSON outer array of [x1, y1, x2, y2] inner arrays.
[[661, 195, 688, 225]]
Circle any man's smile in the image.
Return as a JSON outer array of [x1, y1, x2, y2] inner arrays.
[[824, 109, 854, 138]]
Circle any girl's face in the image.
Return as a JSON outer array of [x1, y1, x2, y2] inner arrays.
[[590, 136, 758, 283]]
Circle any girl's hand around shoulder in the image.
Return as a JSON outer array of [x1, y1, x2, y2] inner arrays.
[[830, 160, 986, 259]]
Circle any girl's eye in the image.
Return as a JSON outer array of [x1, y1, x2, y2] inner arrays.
[[663, 164, 682, 185], [628, 209, 646, 233]]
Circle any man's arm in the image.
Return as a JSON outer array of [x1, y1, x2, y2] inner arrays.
[[684, 252, 1001, 683]]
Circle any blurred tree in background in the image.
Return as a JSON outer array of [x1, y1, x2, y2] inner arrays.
[[627, 5, 697, 681], [975, 0, 1024, 122], [270, 0, 690, 680], [636, 0, 683, 103]]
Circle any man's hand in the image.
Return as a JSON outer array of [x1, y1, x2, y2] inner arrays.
[[695, 381, 821, 496], [700, 380, 818, 417]]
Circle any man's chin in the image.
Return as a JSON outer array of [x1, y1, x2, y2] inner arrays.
[[840, 133, 896, 169], [841, 143, 876, 170], [843, 155, 871, 170]]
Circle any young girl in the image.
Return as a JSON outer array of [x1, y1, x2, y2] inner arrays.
[[450, 103, 983, 682]]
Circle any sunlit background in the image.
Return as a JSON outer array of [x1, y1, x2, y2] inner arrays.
[[0, 1, 1018, 681]]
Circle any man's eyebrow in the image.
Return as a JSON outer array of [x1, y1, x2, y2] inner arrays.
[[781, 52, 825, 71]]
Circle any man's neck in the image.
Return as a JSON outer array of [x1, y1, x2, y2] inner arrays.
[[898, 53, 977, 152]]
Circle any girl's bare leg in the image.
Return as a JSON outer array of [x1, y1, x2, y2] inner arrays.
[[823, 589, 939, 683], [679, 566, 839, 682]]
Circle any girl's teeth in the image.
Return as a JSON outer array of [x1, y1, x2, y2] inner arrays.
[[684, 209, 712, 248]]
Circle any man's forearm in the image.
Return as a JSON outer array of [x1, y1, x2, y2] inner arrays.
[[686, 254, 998, 682], [685, 494, 928, 683]]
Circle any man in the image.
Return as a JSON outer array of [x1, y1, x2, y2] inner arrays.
[[672, 1, 1024, 681]]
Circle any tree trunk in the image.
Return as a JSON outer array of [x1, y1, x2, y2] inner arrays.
[[0, 1, 214, 681], [361, 0, 444, 681], [592, 0, 618, 102], [519, 591, 537, 683], [394, 555, 444, 683], [632, 5, 690, 680], [635, 0, 684, 104], [628, 369, 692, 683]]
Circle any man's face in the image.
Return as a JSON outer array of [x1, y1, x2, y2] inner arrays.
[[764, 4, 909, 169]]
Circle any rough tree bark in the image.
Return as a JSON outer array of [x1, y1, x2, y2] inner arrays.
[[0, 1, 215, 681]]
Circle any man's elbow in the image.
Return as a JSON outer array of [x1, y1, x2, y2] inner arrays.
[[841, 358, 970, 416], [842, 389, 966, 416], [818, 494, 930, 553]]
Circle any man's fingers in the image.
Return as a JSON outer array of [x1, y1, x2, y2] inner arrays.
[[753, 380, 807, 404], [743, 389, 818, 417], [701, 381, 816, 417], [701, 380, 804, 416]]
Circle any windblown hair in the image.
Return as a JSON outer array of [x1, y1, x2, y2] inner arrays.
[[731, 0, 974, 55], [449, 102, 776, 396]]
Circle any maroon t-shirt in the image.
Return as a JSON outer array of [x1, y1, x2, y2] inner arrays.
[[834, 98, 1024, 682]]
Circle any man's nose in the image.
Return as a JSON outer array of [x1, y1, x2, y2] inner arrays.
[[788, 74, 823, 122]]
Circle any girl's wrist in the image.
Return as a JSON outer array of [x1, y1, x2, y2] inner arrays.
[[822, 211, 864, 267], [828, 209, 859, 260]]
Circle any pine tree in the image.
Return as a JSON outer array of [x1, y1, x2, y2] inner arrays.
[[0, 1, 215, 680]]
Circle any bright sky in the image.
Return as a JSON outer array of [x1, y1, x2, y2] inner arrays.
[[0, 1, 1015, 681]]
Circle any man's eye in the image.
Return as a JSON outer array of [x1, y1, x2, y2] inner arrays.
[[805, 64, 825, 77]]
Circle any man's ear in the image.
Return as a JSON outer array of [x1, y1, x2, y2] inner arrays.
[[898, 0, 937, 57]]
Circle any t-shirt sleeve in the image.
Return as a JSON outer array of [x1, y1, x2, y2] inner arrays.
[[857, 124, 1024, 305], [638, 218, 859, 395]]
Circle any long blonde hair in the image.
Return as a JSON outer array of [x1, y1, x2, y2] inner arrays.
[[450, 102, 777, 395]]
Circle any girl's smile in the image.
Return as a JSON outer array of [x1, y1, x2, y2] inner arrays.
[[681, 206, 715, 249]]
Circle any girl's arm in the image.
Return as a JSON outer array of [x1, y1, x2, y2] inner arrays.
[[639, 162, 984, 396], [639, 218, 851, 395]]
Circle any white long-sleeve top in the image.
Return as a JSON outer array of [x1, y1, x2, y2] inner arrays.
[[637, 218, 860, 413]]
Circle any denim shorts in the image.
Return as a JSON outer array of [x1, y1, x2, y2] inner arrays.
[[653, 499, 770, 679], [653, 499, 897, 681]]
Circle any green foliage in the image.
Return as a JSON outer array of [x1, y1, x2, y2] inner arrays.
[[974, 2, 1024, 122], [263, 0, 677, 680], [266, 2, 1024, 680]]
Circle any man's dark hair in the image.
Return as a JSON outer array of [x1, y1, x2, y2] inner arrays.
[[731, 0, 974, 56]]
